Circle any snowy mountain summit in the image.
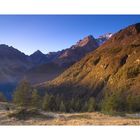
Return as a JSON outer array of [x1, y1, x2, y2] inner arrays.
[[97, 33, 113, 45]]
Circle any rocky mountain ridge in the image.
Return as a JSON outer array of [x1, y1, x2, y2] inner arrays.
[[40, 23, 140, 100], [0, 33, 112, 98]]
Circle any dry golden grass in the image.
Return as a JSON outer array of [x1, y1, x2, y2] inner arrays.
[[1, 110, 140, 125]]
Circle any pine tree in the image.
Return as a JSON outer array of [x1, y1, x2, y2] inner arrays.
[[49, 95, 57, 111], [70, 98, 75, 112], [31, 89, 41, 109], [59, 101, 66, 112], [75, 98, 82, 112], [127, 94, 140, 112], [82, 101, 88, 112], [42, 94, 57, 111], [42, 93, 50, 111], [101, 91, 127, 113], [55, 94, 62, 111], [13, 80, 32, 107], [87, 97, 96, 112]]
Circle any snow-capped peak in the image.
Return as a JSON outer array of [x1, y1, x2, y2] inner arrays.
[[96, 33, 113, 45], [99, 33, 113, 39]]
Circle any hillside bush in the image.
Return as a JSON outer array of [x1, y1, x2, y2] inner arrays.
[[127, 65, 140, 78]]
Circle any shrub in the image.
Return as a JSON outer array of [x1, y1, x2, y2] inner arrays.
[[127, 65, 140, 78], [8, 108, 41, 120], [0, 92, 7, 102]]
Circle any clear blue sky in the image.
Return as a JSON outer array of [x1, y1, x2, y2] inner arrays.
[[0, 15, 140, 55]]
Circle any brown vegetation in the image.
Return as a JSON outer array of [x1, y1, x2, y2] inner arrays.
[[1, 110, 140, 125]]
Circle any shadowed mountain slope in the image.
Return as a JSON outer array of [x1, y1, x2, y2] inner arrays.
[[0, 34, 102, 97], [0, 44, 33, 84], [25, 35, 99, 84]]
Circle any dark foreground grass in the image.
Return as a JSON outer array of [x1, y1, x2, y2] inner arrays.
[[8, 108, 47, 120]]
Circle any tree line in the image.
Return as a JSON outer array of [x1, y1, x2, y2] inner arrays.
[[13, 80, 96, 113], [101, 90, 140, 114], [1, 80, 140, 114]]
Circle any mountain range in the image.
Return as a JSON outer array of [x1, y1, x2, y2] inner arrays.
[[39, 23, 140, 101], [0, 33, 112, 98], [1, 23, 140, 102]]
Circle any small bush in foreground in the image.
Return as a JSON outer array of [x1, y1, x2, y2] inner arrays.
[[8, 108, 42, 120]]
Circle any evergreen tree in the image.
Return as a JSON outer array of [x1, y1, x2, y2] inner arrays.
[[87, 97, 96, 112], [42, 94, 57, 111], [75, 98, 82, 112], [82, 101, 88, 112], [31, 89, 42, 109], [55, 94, 62, 111], [49, 95, 57, 111], [70, 98, 75, 112], [42, 93, 50, 111], [127, 94, 140, 112], [101, 91, 126, 113], [59, 101, 66, 112], [13, 80, 32, 107]]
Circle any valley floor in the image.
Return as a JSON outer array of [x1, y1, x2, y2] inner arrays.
[[0, 110, 140, 125]]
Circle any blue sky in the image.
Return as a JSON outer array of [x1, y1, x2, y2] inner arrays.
[[0, 15, 140, 55]]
